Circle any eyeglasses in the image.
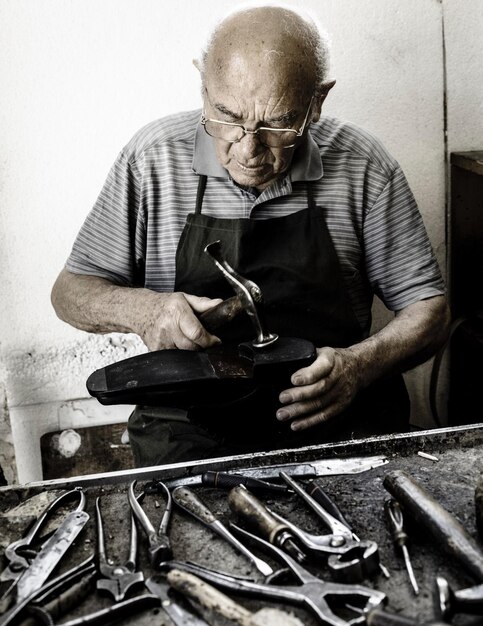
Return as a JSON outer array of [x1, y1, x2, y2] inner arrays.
[[201, 96, 314, 149]]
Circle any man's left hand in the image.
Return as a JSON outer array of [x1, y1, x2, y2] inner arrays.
[[276, 347, 361, 431]]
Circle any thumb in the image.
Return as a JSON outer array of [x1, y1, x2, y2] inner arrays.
[[183, 293, 224, 314]]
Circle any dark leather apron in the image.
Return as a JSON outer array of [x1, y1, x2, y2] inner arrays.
[[128, 176, 409, 466]]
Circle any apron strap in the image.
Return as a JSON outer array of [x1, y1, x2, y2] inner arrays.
[[306, 182, 316, 210], [195, 175, 207, 215]]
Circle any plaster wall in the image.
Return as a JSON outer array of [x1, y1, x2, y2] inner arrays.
[[0, 0, 478, 482]]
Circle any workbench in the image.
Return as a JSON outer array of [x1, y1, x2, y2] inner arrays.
[[1, 424, 483, 626]]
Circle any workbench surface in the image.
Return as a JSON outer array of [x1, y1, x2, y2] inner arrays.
[[1, 424, 483, 626]]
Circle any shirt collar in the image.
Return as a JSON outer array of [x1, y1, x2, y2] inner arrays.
[[192, 120, 323, 182]]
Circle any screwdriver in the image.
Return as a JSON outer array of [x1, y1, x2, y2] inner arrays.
[[384, 498, 419, 595]]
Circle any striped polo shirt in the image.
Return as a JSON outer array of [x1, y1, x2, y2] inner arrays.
[[66, 110, 445, 335]]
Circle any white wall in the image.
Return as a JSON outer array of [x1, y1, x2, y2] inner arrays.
[[0, 0, 480, 482]]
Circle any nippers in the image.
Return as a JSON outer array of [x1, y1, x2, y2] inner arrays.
[[95, 497, 144, 601], [128, 480, 173, 569], [276, 472, 380, 582]]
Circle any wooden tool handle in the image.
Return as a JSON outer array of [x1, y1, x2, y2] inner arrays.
[[167, 569, 305, 626], [167, 569, 251, 624], [172, 487, 216, 525], [384, 470, 483, 582], [227, 486, 286, 545], [199, 296, 244, 332]]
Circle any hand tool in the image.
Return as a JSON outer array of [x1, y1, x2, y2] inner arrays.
[[167, 568, 305, 626], [172, 486, 274, 577], [307, 480, 390, 579], [128, 480, 172, 569], [95, 496, 144, 601], [165, 455, 389, 489], [0, 488, 89, 607], [384, 498, 418, 594], [228, 473, 380, 582], [435, 576, 483, 619], [203, 240, 278, 348], [19, 556, 97, 626], [198, 294, 245, 333], [201, 470, 289, 494], [50, 594, 161, 626], [347, 605, 452, 626], [227, 485, 307, 564], [475, 471, 483, 540], [384, 469, 483, 618], [0, 555, 95, 626], [161, 523, 387, 626], [146, 574, 216, 626]]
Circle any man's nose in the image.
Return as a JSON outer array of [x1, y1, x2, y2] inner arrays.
[[236, 130, 266, 159]]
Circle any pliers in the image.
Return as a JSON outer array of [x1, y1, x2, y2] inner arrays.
[[161, 523, 387, 626], [274, 472, 380, 582], [128, 480, 173, 569], [95, 497, 144, 602]]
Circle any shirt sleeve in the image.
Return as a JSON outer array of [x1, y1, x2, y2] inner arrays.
[[66, 151, 146, 286], [363, 165, 446, 311]]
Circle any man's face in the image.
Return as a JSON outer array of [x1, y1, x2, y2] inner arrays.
[[203, 55, 316, 191]]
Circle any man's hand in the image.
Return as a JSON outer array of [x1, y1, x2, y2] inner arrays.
[[138, 292, 223, 351], [276, 347, 361, 431], [276, 296, 451, 432]]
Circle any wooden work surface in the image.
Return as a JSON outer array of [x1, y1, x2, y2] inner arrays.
[[1, 424, 483, 625]]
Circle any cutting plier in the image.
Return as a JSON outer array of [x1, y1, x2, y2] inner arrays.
[[276, 472, 380, 581], [95, 496, 144, 601], [128, 480, 173, 569]]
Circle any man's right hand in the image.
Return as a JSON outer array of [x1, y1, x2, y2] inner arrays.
[[138, 291, 223, 351], [51, 269, 222, 352]]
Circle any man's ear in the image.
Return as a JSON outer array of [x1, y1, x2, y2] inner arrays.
[[311, 79, 336, 122]]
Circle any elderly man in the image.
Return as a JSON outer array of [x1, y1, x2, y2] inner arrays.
[[51, 5, 450, 466]]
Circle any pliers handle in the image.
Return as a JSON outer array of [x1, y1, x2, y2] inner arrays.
[[128, 480, 172, 569], [95, 497, 144, 602], [277, 472, 381, 582]]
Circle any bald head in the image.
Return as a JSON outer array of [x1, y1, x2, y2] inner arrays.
[[198, 5, 331, 97]]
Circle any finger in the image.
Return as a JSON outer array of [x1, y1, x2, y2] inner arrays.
[[178, 312, 221, 349], [279, 377, 336, 406], [290, 404, 340, 431], [184, 293, 224, 314], [290, 348, 335, 385], [276, 388, 335, 423]]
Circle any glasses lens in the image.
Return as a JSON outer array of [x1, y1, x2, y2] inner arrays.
[[259, 129, 298, 148], [203, 121, 244, 142]]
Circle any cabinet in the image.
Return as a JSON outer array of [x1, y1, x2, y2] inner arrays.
[[449, 152, 483, 424]]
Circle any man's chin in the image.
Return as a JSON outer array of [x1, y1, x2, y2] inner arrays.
[[229, 166, 277, 191]]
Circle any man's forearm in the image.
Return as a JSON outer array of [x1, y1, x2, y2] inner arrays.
[[346, 295, 451, 391], [51, 269, 222, 351], [51, 268, 154, 334]]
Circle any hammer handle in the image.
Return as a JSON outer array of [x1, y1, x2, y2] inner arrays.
[[384, 470, 483, 582], [199, 296, 244, 333]]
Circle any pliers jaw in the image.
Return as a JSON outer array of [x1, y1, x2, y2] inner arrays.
[[147, 532, 173, 569], [128, 480, 173, 570]]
